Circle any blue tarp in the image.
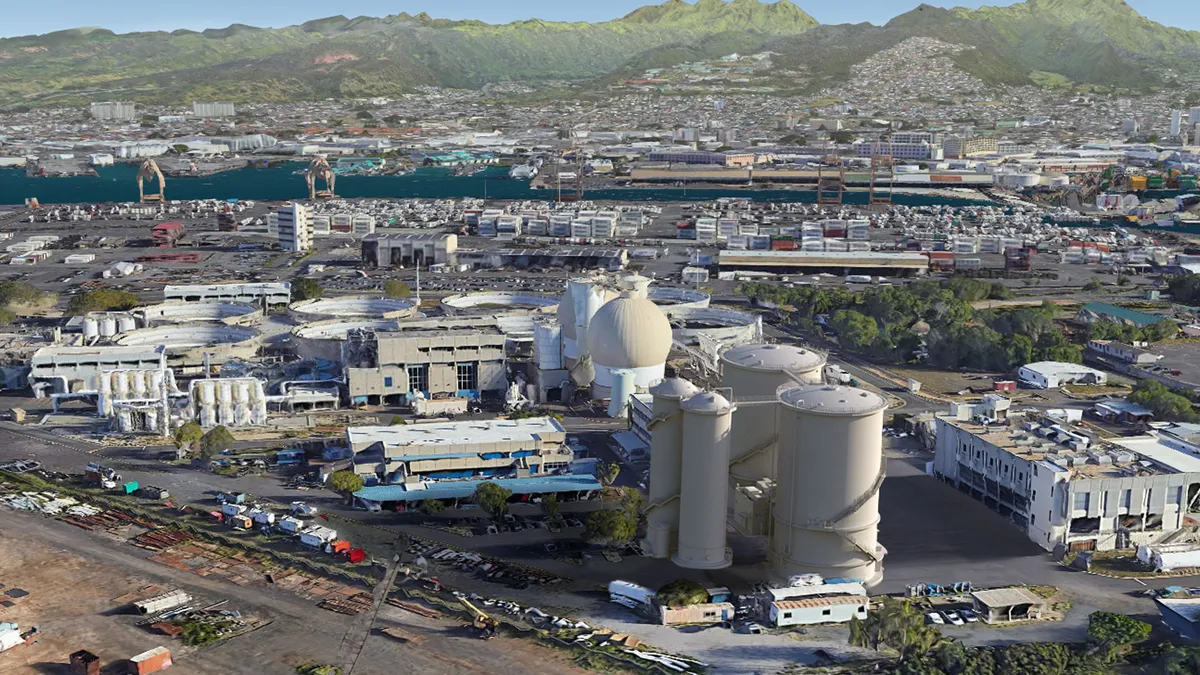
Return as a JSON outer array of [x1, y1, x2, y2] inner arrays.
[[354, 474, 603, 503]]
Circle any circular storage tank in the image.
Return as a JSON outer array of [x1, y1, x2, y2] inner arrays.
[[140, 301, 262, 325], [115, 326, 261, 367], [720, 344, 826, 484], [291, 319, 401, 361], [645, 376, 701, 559], [289, 296, 416, 322], [648, 286, 711, 311], [442, 291, 558, 316], [674, 391, 736, 570], [668, 307, 761, 346], [586, 292, 672, 394], [771, 385, 887, 586]]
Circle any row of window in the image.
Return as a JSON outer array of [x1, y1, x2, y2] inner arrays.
[[1071, 486, 1184, 512]]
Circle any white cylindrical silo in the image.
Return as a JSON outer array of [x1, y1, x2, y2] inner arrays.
[[606, 368, 637, 418], [131, 371, 147, 399], [771, 385, 887, 586], [118, 315, 137, 333], [720, 344, 826, 485], [644, 376, 699, 559], [673, 390, 736, 570], [100, 316, 117, 337], [533, 320, 563, 371], [200, 380, 216, 405], [83, 317, 99, 340], [114, 371, 130, 399]]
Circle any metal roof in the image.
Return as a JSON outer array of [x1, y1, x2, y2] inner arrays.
[[778, 385, 888, 416], [354, 474, 603, 502], [722, 343, 825, 373], [347, 417, 565, 449], [773, 596, 866, 610], [971, 587, 1046, 608], [719, 250, 930, 269], [1079, 302, 1168, 327]]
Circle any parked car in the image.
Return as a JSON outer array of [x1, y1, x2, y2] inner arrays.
[[943, 611, 965, 626], [744, 622, 764, 635], [960, 609, 979, 623], [926, 612, 945, 625]]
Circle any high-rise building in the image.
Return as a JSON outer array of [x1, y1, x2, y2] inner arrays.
[[943, 135, 998, 159], [277, 202, 312, 253], [89, 102, 136, 121], [1191, 107, 1200, 129], [192, 102, 236, 118], [1171, 110, 1183, 137], [1122, 119, 1139, 135]]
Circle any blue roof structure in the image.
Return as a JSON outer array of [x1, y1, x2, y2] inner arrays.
[[1078, 302, 1167, 328], [354, 474, 603, 503]]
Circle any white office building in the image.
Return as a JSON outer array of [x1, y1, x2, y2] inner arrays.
[[1171, 110, 1184, 137], [89, 102, 136, 121], [192, 102, 236, 118], [278, 202, 313, 253]]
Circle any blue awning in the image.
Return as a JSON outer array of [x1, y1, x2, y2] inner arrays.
[[354, 474, 603, 503]]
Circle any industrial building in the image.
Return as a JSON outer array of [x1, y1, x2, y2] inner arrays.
[[345, 417, 598, 504], [1016, 361, 1107, 389], [943, 136, 999, 159], [346, 325, 508, 405], [163, 282, 291, 306], [30, 345, 166, 399], [457, 247, 628, 272], [1076, 302, 1170, 329], [361, 233, 458, 268], [766, 581, 869, 627], [277, 202, 313, 253], [932, 405, 1200, 552], [718, 250, 929, 276]]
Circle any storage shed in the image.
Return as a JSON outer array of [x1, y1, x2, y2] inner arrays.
[[970, 588, 1046, 624]]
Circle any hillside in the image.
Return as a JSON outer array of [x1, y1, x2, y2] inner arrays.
[[0, 0, 817, 105], [1, 0, 1198, 106]]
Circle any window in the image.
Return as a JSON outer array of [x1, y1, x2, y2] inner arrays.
[[1018, 472, 1024, 481], [703, 611, 716, 618], [783, 612, 792, 619], [1074, 492, 1090, 511], [457, 363, 478, 392], [822, 609, 831, 616], [1034, 465, 1039, 476], [1172, 486, 1184, 505], [1032, 490, 1037, 500], [1122, 489, 1131, 508], [383, 376, 394, 388], [1032, 514, 1036, 524], [407, 364, 429, 394]]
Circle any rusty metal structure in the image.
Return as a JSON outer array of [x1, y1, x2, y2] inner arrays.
[[868, 155, 895, 206], [305, 156, 337, 200], [817, 157, 845, 205], [136, 159, 165, 203]]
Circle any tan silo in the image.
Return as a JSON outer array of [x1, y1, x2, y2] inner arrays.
[[673, 390, 736, 570], [720, 344, 826, 484], [644, 375, 700, 559], [770, 385, 887, 586]]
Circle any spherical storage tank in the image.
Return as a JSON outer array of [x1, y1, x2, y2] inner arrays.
[[720, 344, 826, 484], [645, 375, 700, 560], [771, 385, 887, 587], [586, 290, 672, 395], [674, 390, 736, 570]]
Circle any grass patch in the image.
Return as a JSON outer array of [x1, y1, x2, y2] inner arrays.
[[1026, 585, 1061, 599]]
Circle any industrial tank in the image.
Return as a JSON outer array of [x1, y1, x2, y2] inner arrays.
[[674, 390, 736, 570], [644, 375, 699, 559], [607, 368, 636, 418], [771, 385, 887, 586], [720, 344, 825, 484], [557, 278, 613, 366], [533, 319, 563, 371], [587, 290, 672, 395]]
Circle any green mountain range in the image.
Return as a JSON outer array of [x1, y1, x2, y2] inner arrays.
[[0, 0, 1196, 107]]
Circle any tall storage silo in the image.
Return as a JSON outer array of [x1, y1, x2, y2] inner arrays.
[[607, 368, 637, 418], [674, 390, 736, 570], [557, 278, 612, 368], [644, 376, 699, 559], [720, 344, 825, 485], [533, 319, 563, 371], [771, 385, 887, 586]]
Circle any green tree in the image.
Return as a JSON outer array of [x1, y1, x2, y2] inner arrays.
[[656, 579, 708, 608], [383, 280, 411, 299], [996, 642, 1070, 675], [1006, 334, 1035, 369], [831, 309, 878, 350], [849, 598, 942, 662], [934, 640, 996, 675], [1168, 275, 1200, 304], [1083, 278, 1104, 293], [356, 110, 374, 120], [199, 425, 235, 458], [173, 421, 203, 450], [988, 283, 1014, 300], [328, 470, 364, 503], [1087, 611, 1151, 652], [539, 494, 560, 519], [583, 508, 637, 548], [420, 499, 445, 515], [67, 288, 140, 315], [390, 415, 407, 425], [617, 486, 646, 516], [291, 278, 324, 302], [473, 481, 513, 518], [1128, 379, 1199, 422], [0, 281, 45, 308], [0, 308, 15, 326], [1143, 320, 1180, 342], [1116, 274, 1130, 286], [599, 461, 620, 487]]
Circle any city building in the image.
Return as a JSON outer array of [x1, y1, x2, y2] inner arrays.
[[346, 326, 508, 405], [89, 102, 136, 121], [1123, 119, 1140, 135], [646, 150, 753, 167], [943, 135, 998, 159], [1172, 110, 1184, 137], [192, 102, 236, 118], [163, 282, 291, 306], [360, 233, 458, 268], [1016, 361, 1107, 389], [932, 408, 1200, 553], [858, 137, 943, 161], [277, 202, 313, 253]]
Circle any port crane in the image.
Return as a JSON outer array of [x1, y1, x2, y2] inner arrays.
[[136, 159, 165, 203], [458, 597, 499, 639], [306, 155, 337, 200]]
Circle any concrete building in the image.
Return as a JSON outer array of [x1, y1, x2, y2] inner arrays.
[[361, 233, 458, 268], [164, 282, 291, 307], [29, 345, 166, 398], [89, 102, 136, 121], [344, 416, 577, 487], [766, 582, 869, 627], [943, 136, 998, 159], [933, 411, 1200, 553], [1016, 361, 1107, 389], [192, 102, 235, 118], [1086, 340, 1160, 366], [346, 326, 507, 405], [277, 202, 312, 253], [586, 275, 672, 398], [970, 588, 1046, 624], [1172, 110, 1184, 137]]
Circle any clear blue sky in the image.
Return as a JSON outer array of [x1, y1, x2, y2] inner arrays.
[[2, 1, 1196, 38]]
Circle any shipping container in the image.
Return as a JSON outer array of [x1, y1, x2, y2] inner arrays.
[[128, 646, 173, 674]]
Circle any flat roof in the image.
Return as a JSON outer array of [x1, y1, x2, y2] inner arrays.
[[1079, 302, 1168, 327], [774, 596, 867, 610], [1157, 598, 1200, 623], [1110, 435, 1200, 474], [32, 344, 165, 360], [1020, 361, 1107, 377], [719, 250, 930, 269], [347, 417, 565, 449], [971, 587, 1046, 608], [354, 473, 602, 502]]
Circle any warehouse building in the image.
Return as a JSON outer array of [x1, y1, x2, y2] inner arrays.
[[1016, 361, 1107, 389], [361, 233, 458, 268], [164, 282, 291, 306], [29, 345, 167, 399], [932, 409, 1200, 552], [1077, 302, 1170, 329], [718, 250, 929, 276], [346, 326, 508, 405]]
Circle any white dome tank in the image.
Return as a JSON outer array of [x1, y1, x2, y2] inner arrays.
[[586, 291, 672, 394], [674, 390, 736, 570], [771, 385, 887, 587], [645, 376, 700, 559], [720, 344, 826, 486]]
